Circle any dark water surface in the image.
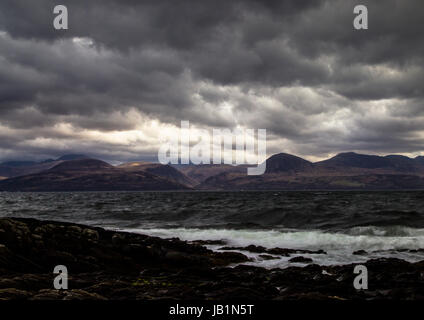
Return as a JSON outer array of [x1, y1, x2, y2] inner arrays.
[[1, 191, 424, 267]]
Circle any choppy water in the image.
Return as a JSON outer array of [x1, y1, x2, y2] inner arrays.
[[1, 191, 424, 268]]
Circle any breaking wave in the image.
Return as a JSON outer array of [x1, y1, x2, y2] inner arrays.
[[118, 225, 424, 268]]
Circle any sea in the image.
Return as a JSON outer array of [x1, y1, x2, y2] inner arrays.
[[1, 191, 424, 268]]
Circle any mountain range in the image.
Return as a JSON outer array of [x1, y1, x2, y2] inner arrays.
[[1, 152, 424, 191], [0, 157, 189, 191]]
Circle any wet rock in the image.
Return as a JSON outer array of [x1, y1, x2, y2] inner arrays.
[[213, 251, 251, 264], [353, 250, 367, 255], [63, 289, 107, 300], [31, 289, 64, 300], [270, 248, 326, 255], [289, 256, 313, 264], [409, 248, 424, 253], [164, 250, 189, 263], [0, 218, 423, 301], [190, 240, 227, 246], [111, 234, 125, 245], [220, 245, 326, 256], [266, 248, 293, 256], [259, 254, 279, 260], [82, 229, 99, 242], [0, 288, 31, 300]]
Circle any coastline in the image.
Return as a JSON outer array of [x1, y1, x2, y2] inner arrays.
[[0, 217, 423, 300]]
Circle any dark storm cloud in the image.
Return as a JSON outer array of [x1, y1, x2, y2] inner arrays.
[[1, 0, 423, 91], [0, 32, 195, 125], [0, 0, 322, 46], [0, 0, 331, 87], [0, 0, 423, 160]]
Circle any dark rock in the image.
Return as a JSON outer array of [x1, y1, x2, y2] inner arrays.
[[30, 289, 65, 300], [408, 248, 424, 253], [220, 245, 326, 256], [267, 248, 293, 256], [0, 218, 423, 301], [353, 250, 367, 255], [0, 288, 32, 300], [190, 240, 227, 246], [259, 254, 279, 260], [214, 251, 251, 264], [289, 256, 313, 264], [63, 289, 107, 300]]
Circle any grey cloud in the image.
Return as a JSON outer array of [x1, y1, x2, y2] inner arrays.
[[0, 0, 423, 161]]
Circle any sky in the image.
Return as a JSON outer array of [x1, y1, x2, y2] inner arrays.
[[0, 0, 423, 163]]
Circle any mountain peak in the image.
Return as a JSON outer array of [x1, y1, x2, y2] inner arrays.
[[336, 152, 358, 156], [57, 154, 89, 161], [48, 159, 113, 172], [318, 152, 390, 169], [265, 153, 313, 173]]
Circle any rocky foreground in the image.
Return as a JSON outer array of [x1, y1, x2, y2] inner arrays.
[[0, 218, 423, 300]]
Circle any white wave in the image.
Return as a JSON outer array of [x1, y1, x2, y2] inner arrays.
[[115, 226, 424, 268], [347, 225, 424, 237]]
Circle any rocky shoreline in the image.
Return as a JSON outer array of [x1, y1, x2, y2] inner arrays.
[[0, 217, 423, 300]]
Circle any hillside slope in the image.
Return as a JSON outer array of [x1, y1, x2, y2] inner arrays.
[[0, 159, 190, 191]]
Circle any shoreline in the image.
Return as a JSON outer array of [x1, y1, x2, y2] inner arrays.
[[0, 217, 423, 300]]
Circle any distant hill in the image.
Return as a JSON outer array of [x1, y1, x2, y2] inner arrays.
[[174, 164, 247, 185], [2, 151, 424, 191], [0, 160, 62, 178], [315, 152, 391, 169], [0, 154, 89, 179], [0, 159, 190, 192], [57, 154, 89, 161], [199, 172, 424, 190], [414, 156, 424, 165], [265, 153, 313, 173], [384, 155, 422, 172], [118, 162, 196, 187], [40, 159, 56, 164], [48, 158, 113, 172], [199, 152, 424, 190], [315, 152, 424, 173], [0, 161, 38, 167]]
